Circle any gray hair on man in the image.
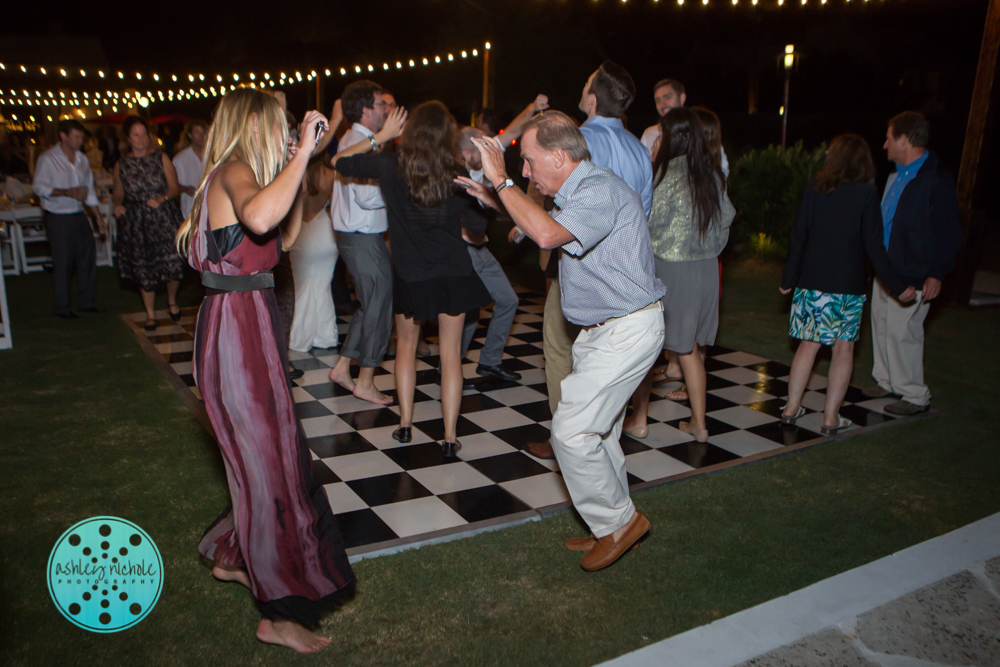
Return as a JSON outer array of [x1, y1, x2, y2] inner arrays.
[[459, 125, 485, 152], [521, 111, 591, 163]]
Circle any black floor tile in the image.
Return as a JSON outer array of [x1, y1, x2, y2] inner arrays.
[[438, 485, 531, 523], [663, 416, 739, 437], [338, 408, 400, 431], [295, 401, 335, 420], [180, 374, 196, 387], [469, 452, 551, 483], [705, 374, 738, 391], [310, 347, 339, 358], [512, 401, 552, 422], [308, 433, 377, 458], [335, 508, 398, 549], [414, 416, 486, 442], [702, 393, 740, 412], [627, 472, 645, 487], [704, 357, 736, 372], [346, 472, 433, 507], [492, 423, 553, 449], [502, 357, 540, 372], [528, 383, 549, 396], [747, 361, 792, 378], [839, 404, 897, 427], [303, 382, 352, 400], [619, 435, 652, 455], [459, 394, 505, 413], [745, 398, 809, 419], [290, 357, 329, 372], [148, 332, 192, 344], [504, 344, 544, 357], [311, 460, 341, 485], [165, 351, 193, 363], [705, 345, 736, 356], [660, 442, 739, 468], [745, 421, 823, 446], [514, 330, 544, 343], [749, 379, 789, 397], [841, 386, 870, 405], [382, 442, 452, 470]]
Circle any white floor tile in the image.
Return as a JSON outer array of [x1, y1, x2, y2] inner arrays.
[[408, 462, 494, 495], [513, 313, 544, 324], [155, 340, 193, 354], [373, 496, 467, 538], [626, 449, 695, 481], [484, 385, 548, 406], [291, 386, 315, 403], [711, 367, 771, 385], [519, 354, 546, 368], [455, 432, 519, 460], [501, 472, 571, 508], [171, 360, 192, 375], [797, 411, 860, 435], [300, 414, 355, 438], [516, 369, 548, 386], [463, 407, 535, 431], [708, 406, 779, 429], [321, 450, 404, 481], [319, 394, 390, 415], [323, 482, 369, 513], [358, 424, 434, 449], [713, 351, 770, 366], [709, 385, 776, 405], [710, 430, 784, 457], [389, 400, 443, 422], [297, 368, 333, 387], [806, 373, 829, 390], [647, 399, 692, 423], [800, 390, 832, 412], [642, 422, 697, 448]]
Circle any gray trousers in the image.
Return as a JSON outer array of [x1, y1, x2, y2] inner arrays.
[[44, 211, 96, 315], [337, 231, 392, 367], [461, 245, 519, 367]]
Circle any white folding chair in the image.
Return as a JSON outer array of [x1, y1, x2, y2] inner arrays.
[[0, 262, 12, 350], [1, 221, 21, 275], [14, 209, 50, 273]]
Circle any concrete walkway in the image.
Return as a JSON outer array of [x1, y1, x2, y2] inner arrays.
[[598, 513, 1000, 667]]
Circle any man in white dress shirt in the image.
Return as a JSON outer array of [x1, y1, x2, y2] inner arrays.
[[172, 120, 207, 219], [32, 119, 108, 318], [326, 80, 394, 406], [640, 79, 686, 157]]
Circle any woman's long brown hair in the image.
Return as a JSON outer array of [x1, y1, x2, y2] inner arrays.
[[399, 101, 464, 208], [813, 134, 875, 195], [653, 107, 724, 240]]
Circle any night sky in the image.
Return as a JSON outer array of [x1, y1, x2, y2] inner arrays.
[[2, 0, 990, 170]]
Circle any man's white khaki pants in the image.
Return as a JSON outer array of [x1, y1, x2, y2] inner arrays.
[[551, 304, 665, 539], [871, 279, 932, 407]]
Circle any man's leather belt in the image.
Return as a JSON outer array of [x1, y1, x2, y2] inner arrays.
[[202, 271, 274, 294], [582, 300, 661, 331]]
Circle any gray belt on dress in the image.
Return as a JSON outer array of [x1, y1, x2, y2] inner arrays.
[[201, 271, 274, 293]]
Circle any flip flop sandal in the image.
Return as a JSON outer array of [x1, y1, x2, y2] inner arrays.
[[780, 405, 807, 424], [821, 416, 853, 435], [651, 367, 684, 387], [664, 384, 689, 401]]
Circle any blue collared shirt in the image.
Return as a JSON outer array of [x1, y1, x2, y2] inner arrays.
[[881, 151, 928, 249], [579, 115, 653, 218]]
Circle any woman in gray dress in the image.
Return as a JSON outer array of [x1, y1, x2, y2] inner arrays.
[[623, 107, 735, 443]]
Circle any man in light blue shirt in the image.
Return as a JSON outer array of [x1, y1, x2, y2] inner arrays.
[[577, 61, 653, 217]]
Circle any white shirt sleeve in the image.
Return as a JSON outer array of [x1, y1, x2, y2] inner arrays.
[[31, 153, 56, 198], [82, 160, 99, 207]]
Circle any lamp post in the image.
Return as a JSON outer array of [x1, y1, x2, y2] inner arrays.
[[781, 44, 794, 149]]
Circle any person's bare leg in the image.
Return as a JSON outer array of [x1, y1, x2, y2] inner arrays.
[[140, 289, 156, 323], [394, 314, 420, 427], [166, 280, 180, 315], [256, 619, 331, 654], [623, 360, 659, 434], [784, 341, 821, 417], [824, 339, 855, 427], [665, 349, 683, 380], [211, 564, 251, 589], [678, 350, 707, 430], [328, 355, 356, 392], [353, 366, 391, 405], [438, 312, 466, 443]]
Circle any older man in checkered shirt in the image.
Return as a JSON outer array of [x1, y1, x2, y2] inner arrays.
[[462, 111, 665, 571]]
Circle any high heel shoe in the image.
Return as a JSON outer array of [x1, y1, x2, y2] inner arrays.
[[441, 440, 462, 458], [623, 423, 649, 439], [678, 421, 709, 443], [392, 427, 412, 444], [167, 302, 181, 322]]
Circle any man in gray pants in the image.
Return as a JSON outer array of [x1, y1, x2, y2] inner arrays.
[[31, 119, 108, 318], [327, 81, 394, 405], [457, 126, 522, 382]]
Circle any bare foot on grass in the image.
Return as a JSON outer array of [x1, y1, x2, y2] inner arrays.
[[256, 619, 331, 653], [212, 565, 251, 590]]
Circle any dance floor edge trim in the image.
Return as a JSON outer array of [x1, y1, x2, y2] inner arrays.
[[122, 297, 932, 560]]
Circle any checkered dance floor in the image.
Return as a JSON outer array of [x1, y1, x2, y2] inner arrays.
[[130, 286, 919, 555]]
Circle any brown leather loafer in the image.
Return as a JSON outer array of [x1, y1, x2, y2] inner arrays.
[[564, 534, 641, 553], [525, 439, 555, 460], [580, 510, 649, 572]]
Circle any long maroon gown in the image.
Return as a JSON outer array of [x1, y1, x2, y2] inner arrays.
[[191, 169, 355, 625]]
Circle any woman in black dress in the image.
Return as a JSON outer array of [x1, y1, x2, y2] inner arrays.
[[112, 115, 184, 331], [332, 101, 491, 457]]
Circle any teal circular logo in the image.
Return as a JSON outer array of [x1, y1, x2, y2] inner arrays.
[[47, 517, 163, 632]]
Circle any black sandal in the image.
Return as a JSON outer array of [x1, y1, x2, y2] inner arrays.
[[441, 441, 462, 458], [144, 319, 157, 332], [168, 302, 181, 322]]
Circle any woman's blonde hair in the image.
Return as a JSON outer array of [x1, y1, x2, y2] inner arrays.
[[176, 87, 288, 255]]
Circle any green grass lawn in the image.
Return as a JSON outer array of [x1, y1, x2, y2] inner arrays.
[[1, 262, 997, 666]]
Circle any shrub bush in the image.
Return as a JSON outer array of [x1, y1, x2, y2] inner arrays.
[[727, 141, 826, 261]]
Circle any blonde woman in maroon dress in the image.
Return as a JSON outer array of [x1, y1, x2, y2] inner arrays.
[[176, 88, 353, 654]]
